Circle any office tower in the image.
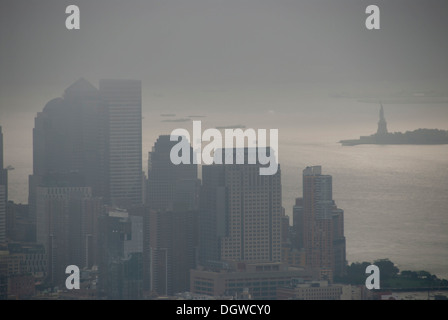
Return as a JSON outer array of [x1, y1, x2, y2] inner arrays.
[[97, 208, 143, 299], [0, 127, 6, 297], [146, 135, 198, 211], [146, 209, 197, 296], [292, 198, 304, 249], [29, 79, 108, 243], [199, 148, 282, 266], [31, 79, 107, 196], [99, 79, 143, 208], [0, 126, 7, 198], [296, 166, 346, 281], [0, 250, 7, 299], [0, 126, 3, 175], [0, 186, 5, 245], [143, 135, 199, 296], [332, 206, 346, 279], [0, 126, 6, 244], [31, 78, 143, 211], [36, 186, 102, 286]]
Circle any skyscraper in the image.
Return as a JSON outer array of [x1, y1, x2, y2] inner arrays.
[[146, 135, 198, 211], [29, 79, 108, 240], [199, 148, 282, 266], [0, 126, 7, 191], [0, 186, 5, 245], [97, 208, 143, 299], [144, 135, 199, 296], [295, 166, 346, 281], [30, 78, 142, 287], [36, 186, 102, 286], [99, 79, 143, 208], [0, 126, 7, 244]]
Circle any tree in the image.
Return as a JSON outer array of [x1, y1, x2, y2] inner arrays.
[[373, 259, 399, 279], [400, 270, 418, 279]]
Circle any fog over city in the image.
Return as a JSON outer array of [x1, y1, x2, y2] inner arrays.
[[1, 0, 448, 301]]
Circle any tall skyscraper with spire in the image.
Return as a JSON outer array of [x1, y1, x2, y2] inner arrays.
[[376, 104, 388, 136]]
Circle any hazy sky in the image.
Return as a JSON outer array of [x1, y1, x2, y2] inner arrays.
[[1, 0, 448, 117]]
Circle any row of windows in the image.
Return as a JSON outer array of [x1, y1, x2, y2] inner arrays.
[[194, 280, 213, 287], [227, 279, 288, 287], [40, 188, 90, 195], [194, 286, 213, 293]]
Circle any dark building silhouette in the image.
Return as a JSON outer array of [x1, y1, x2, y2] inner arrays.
[[0, 126, 7, 245], [294, 166, 346, 282], [143, 135, 199, 296], [0, 127, 8, 299], [30, 78, 143, 217], [292, 198, 304, 250], [6, 203, 32, 243], [146, 209, 197, 296], [35, 186, 103, 286], [97, 208, 143, 299], [29, 79, 108, 244], [29, 78, 143, 288], [146, 135, 198, 211], [0, 250, 7, 299]]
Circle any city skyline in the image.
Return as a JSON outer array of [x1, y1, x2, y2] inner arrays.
[[0, 76, 448, 282], [0, 77, 350, 299], [1, 0, 447, 300]]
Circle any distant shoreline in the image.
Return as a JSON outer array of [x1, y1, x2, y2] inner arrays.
[[340, 128, 448, 146]]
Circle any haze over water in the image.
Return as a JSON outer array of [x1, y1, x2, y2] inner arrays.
[[2, 89, 448, 280]]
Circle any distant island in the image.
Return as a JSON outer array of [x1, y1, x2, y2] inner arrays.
[[340, 105, 448, 146]]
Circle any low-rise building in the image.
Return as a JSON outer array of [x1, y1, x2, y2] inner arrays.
[[190, 261, 312, 300]]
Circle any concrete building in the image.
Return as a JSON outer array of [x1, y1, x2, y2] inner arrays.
[[36, 186, 102, 286], [277, 280, 348, 300], [0, 249, 8, 299], [190, 261, 312, 300], [199, 148, 282, 266], [7, 274, 35, 300], [97, 208, 144, 299], [278, 280, 367, 300], [6, 243, 46, 281]]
